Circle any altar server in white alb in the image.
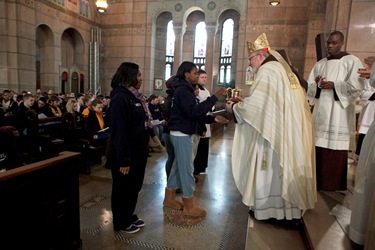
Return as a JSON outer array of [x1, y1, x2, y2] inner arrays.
[[307, 30, 363, 191], [356, 56, 375, 155], [226, 33, 316, 220], [194, 69, 214, 175]]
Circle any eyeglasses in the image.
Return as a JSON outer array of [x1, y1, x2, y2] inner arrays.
[[248, 54, 259, 61], [326, 40, 342, 45]]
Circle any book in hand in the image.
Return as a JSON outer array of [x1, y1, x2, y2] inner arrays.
[[151, 120, 163, 126], [98, 127, 109, 133]]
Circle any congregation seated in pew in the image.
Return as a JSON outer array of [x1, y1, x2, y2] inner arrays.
[[0, 89, 112, 173], [84, 98, 110, 147]]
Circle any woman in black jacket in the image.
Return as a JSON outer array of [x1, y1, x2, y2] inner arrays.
[[107, 62, 151, 234]]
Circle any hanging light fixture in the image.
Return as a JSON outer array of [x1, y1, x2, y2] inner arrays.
[[96, 0, 108, 13], [269, 1, 280, 6]]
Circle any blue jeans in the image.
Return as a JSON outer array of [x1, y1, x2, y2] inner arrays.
[[167, 134, 195, 197], [152, 124, 163, 140], [162, 132, 174, 179]]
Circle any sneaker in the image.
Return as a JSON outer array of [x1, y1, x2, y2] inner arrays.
[[123, 224, 140, 234], [133, 218, 145, 228]]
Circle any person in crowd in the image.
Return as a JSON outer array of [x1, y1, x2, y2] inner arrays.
[[15, 94, 23, 106], [148, 94, 164, 143], [226, 33, 316, 220], [47, 89, 53, 96], [85, 98, 109, 146], [12, 93, 18, 103], [163, 61, 228, 217], [107, 62, 150, 234], [102, 95, 111, 125], [58, 92, 67, 113], [0, 90, 18, 114], [356, 56, 375, 155], [307, 30, 363, 191], [191, 83, 207, 183], [349, 55, 375, 247], [65, 98, 81, 127], [193, 69, 214, 175], [157, 95, 164, 108], [80, 95, 93, 117], [15, 93, 36, 135], [43, 95, 62, 117], [34, 96, 49, 116], [161, 75, 176, 179], [102, 95, 110, 113], [77, 93, 85, 111]]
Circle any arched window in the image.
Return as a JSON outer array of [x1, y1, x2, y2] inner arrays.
[[165, 20, 175, 80], [194, 21, 207, 70], [219, 18, 234, 85]]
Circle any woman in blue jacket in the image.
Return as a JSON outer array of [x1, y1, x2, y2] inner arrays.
[[163, 61, 228, 217]]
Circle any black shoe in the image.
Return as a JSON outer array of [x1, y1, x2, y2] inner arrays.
[[132, 218, 145, 228], [123, 225, 140, 233], [249, 209, 255, 218], [114, 224, 140, 233]]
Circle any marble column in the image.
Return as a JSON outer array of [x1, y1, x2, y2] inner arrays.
[[204, 23, 217, 93], [173, 22, 183, 72]]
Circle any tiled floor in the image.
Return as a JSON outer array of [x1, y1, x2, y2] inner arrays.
[[78, 124, 355, 250], [79, 124, 250, 249]]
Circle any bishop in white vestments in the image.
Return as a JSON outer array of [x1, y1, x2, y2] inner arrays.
[[226, 33, 316, 220]]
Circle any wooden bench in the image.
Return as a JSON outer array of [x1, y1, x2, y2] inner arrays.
[[62, 113, 107, 174], [19, 114, 67, 163], [0, 151, 82, 249], [77, 138, 106, 174]]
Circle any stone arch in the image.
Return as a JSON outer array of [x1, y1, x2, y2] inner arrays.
[[60, 28, 85, 94], [154, 11, 173, 82], [183, 10, 206, 62], [36, 24, 55, 92], [61, 28, 85, 69]]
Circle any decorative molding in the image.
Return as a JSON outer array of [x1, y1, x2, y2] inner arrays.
[[207, 1, 216, 11], [174, 3, 182, 12]]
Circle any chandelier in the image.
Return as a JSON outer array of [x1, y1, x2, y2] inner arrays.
[[269, 1, 280, 6], [96, 0, 108, 13]]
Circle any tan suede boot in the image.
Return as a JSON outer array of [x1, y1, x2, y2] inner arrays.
[[148, 136, 159, 148], [152, 136, 165, 151], [163, 188, 183, 209], [182, 196, 206, 217]]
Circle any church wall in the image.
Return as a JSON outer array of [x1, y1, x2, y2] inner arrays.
[[304, 0, 375, 76], [0, 0, 98, 93], [34, 0, 95, 94], [1, 0, 375, 96], [346, 0, 375, 61]]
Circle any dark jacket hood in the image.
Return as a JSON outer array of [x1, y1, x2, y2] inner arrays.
[[166, 88, 174, 96], [172, 78, 194, 93]]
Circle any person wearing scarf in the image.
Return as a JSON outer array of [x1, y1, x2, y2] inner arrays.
[[85, 98, 109, 146], [107, 62, 150, 234]]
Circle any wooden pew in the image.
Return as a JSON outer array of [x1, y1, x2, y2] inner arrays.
[[19, 114, 66, 163], [0, 151, 82, 249]]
